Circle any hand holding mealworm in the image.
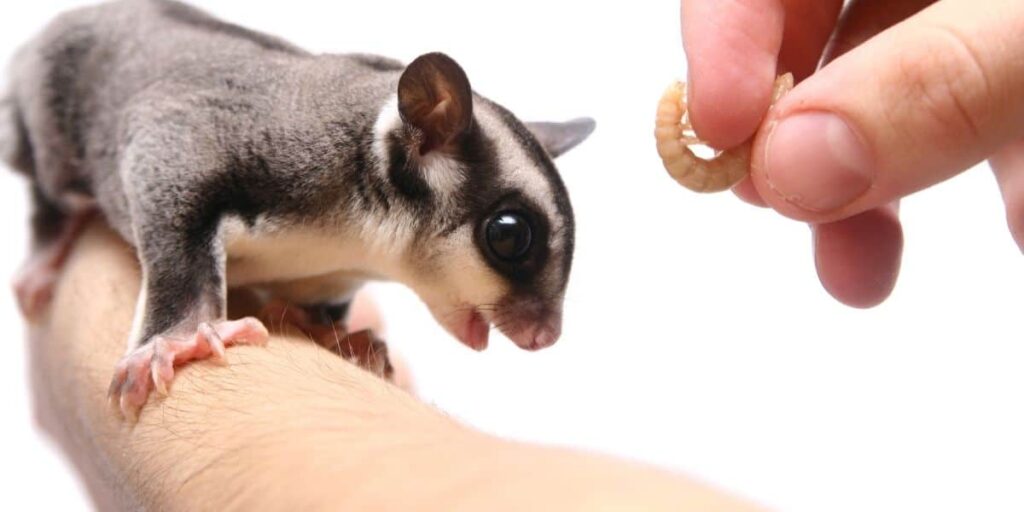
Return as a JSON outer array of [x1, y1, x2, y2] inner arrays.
[[655, 73, 792, 193], [675, 0, 1024, 308]]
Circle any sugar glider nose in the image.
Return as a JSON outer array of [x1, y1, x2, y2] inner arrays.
[[507, 310, 562, 351], [528, 324, 560, 351]]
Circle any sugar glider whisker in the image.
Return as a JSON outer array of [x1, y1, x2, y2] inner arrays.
[[0, 0, 594, 416]]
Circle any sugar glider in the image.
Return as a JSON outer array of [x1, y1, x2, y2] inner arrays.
[[0, 0, 594, 416]]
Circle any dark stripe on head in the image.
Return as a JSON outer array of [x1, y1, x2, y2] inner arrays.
[[382, 97, 573, 295], [476, 98, 575, 289], [472, 191, 551, 286], [453, 103, 567, 293], [448, 120, 555, 287], [452, 119, 503, 222], [386, 131, 432, 203]]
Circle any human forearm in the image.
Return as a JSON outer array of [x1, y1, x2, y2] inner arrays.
[[29, 222, 762, 511]]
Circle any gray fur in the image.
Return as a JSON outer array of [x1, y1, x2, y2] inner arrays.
[[0, 95, 31, 174], [3, 0, 593, 352]]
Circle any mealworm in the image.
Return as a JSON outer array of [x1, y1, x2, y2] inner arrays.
[[655, 74, 794, 193]]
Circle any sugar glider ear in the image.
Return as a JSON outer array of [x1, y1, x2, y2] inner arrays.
[[398, 52, 473, 155], [525, 117, 596, 158]]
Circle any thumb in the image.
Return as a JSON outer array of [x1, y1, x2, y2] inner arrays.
[[750, 0, 1024, 222]]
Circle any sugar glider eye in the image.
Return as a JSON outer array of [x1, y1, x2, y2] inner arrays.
[[485, 211, 533, 262]]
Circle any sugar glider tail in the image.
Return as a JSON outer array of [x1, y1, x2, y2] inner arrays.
[[0, 92, 33, 175]]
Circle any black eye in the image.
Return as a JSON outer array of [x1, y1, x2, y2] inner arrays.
[[486, 211, 533, 261]]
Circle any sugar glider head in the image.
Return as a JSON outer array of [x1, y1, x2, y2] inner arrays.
[[373, 52, 593, 351]]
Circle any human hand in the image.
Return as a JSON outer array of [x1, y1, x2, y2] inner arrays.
[[680, 0, 1024, 307]]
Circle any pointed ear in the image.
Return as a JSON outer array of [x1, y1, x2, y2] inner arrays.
[[398, 52, 473, 155], [525, 117, 596, 158]]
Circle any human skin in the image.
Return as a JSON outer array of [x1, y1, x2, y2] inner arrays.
[[680, 0, 1024, 307], [26, 221, 764, 511]]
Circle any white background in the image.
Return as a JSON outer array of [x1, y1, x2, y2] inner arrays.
[[2, 1, 1022, 511]]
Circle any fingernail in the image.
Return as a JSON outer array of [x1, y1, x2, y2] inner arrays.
[[763, 112, 874, 212]]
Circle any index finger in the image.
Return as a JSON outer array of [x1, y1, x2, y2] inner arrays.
[[681, 0, 785, 149], [681, 0, 843, 150]]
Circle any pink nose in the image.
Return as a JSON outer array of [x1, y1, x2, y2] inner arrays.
[[529, 325, 560, 351], [509, 312, 562, 351]]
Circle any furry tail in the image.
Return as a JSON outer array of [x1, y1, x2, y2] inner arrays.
[[0, 93, 33, 175]]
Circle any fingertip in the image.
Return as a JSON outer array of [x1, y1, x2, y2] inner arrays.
[[813, 206, 903, 308], [751, 107, 876, 224], [755, 0, 1024, 224], [732, 177, 768, 207], [686, 64, 777, 150], [681, 0, 784, 149]]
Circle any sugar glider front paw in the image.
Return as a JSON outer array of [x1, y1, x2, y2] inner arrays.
[[108, 317, 269, 419]]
